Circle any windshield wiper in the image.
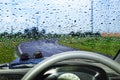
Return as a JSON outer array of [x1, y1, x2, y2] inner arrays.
[[9, 63, 35, 69], [0, 63, 9, 69]]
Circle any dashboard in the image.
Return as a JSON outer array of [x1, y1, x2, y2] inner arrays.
[[43, 67, 104, 80], [0, 54, 120, 80], [0, 60, 120, 80], [36, 62, 108, 80]]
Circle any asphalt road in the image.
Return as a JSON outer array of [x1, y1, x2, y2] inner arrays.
[[18, 39, 113, 59], [18, 39, 76, 57]]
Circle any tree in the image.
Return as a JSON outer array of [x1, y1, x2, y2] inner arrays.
[[69, 31, 81, 37], [24, 28, 29, 34], [94, 32, 101, 37], [84, 32, 93, 36], [76, 32, 81, 37], [31, 27, 39, 38], [24, 28, 31, 38], [41, 29, 46, 35], [0, 32, 10, 38], [69, 31, 75, 37], [14, 32, 23, 38]]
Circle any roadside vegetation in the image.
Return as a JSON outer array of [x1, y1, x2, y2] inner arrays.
[[0, 37, 31, 63], [0, 28, 120, 63], [59, 33, 120, 57]]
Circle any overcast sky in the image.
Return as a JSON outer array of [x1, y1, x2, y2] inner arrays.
[[0, 0, 120, 34]]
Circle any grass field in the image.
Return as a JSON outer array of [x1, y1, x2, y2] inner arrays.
[[0, 37, 32, 63], [59, 36, 120, 57]]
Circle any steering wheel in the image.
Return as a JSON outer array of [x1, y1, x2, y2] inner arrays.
[[22, 51, 120, 80]]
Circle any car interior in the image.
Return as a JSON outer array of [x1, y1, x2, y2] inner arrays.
[[0, 51, 120, 80]]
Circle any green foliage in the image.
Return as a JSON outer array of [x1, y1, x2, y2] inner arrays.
[[59, 36, 120, 56], [0, 37, 31, 63]]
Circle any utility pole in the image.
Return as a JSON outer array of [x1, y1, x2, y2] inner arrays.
[[11, 26, 13, 34], [35, 12, 40, 28], [36, 17, 39, 28], [106, 0, 110, 34], [90, 0, 94, 33]]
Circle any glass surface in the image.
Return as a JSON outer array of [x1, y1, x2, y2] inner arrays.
[[0, 0, 120, 64]]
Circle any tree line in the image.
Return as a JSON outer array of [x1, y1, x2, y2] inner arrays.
[[0, 27, 61, 39], [69, 31, 101, 37], [0, 27, 45, 38], [0, 27, 101, 39]]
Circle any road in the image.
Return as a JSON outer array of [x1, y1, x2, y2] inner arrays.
[[18, 39, 113, 58], [18, 39, 76, 57]]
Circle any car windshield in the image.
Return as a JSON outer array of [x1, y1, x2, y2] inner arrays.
[[0, 0, 120, 64]]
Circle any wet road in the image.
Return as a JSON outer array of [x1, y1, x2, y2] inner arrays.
[[18, 39, 76, 57]]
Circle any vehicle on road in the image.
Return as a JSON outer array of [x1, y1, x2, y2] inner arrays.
[[0, 0, 120, 80]]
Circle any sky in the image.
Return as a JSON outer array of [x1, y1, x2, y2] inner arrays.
[[0, 0, 120, 34]]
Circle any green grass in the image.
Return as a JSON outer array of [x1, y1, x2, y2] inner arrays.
[[59, 36, 120, 56], [0, 37, 32, 63]]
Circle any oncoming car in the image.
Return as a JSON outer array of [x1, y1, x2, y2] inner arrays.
[[0, 0, 120, 80]]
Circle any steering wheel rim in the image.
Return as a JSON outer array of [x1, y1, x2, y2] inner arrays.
[[22, 51, 120, 80]]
